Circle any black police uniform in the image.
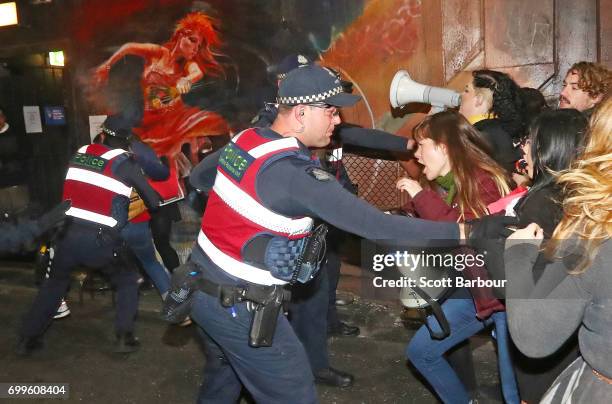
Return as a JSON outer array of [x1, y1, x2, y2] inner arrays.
[[18, 143, 160, 354], [187, 126, 459, 403]]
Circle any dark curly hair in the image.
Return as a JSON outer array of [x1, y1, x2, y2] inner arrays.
[[472, 70, 525, 141]]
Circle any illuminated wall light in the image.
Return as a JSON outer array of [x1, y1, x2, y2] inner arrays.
[[0, 2, 19, 27], [49, 51, 65, 67]]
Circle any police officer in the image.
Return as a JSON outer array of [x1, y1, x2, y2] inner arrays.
[[184, 64, 478, 403], [253, 55, 415, 387], [16, 114, 161, 355]]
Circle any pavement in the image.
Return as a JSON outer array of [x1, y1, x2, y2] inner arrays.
[[0, 258, 504, 404]]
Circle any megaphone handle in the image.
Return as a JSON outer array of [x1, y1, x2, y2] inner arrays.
[[413, 285, 451, 340]]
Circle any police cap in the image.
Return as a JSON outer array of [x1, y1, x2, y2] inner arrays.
[[277, 64, 361, 107], [273, 54, 311, 80], [101, 114, 133, 138]]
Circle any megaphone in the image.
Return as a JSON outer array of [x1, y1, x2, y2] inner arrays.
[[389, 70, 460, 112]]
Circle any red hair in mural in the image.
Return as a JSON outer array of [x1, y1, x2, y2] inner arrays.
[[165, 12, 224, 77], [93, 11, 230, 158]]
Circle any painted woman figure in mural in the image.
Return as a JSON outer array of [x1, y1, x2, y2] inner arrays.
[[94, 11, 230, 158]]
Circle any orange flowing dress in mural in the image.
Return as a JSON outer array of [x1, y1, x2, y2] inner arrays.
[[137, 63, 229, 157], [94, 12, 229, 158]]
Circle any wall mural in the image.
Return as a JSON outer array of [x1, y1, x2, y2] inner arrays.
[[72, 0, 422, 206], [91, 12, 230, 158]]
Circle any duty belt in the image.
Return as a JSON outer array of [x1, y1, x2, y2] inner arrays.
[[204, 277, 291, 348], [162, 262, 291, 348], [194, 278, 290, 309]]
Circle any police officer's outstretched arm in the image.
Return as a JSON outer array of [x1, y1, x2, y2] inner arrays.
[[337, 124, 411, 153], [258, 159, 460, 241]]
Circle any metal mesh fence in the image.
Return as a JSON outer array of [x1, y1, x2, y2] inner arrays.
[[343, 154, 408, 210]]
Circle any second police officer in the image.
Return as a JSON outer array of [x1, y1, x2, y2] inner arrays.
[[17, 114, 161, 355]]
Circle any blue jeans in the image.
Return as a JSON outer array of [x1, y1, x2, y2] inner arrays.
[[121, 221, 170, 296], [406, 291, 519, 404]]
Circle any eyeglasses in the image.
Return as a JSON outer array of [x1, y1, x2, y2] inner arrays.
[[307, 103, 340, 117]]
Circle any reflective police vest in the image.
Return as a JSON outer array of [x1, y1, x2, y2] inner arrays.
[[62, 144, 132, 227], [198, 129, 314, 285]]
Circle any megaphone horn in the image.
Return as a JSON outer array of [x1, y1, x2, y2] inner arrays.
[[389, 70, 461, 111]]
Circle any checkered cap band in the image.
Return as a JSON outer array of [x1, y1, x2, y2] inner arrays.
[[276, 86, 343, 105], [101, 125, 117, 137]]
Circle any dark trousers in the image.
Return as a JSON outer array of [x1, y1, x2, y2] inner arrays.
[[189, 247, 317, 404], [289, 267, 330, 372], [150, 204, 180, 271], [325, 248, 342, 328], [324, 226, 345, 328], [20, 221, 139, 338]]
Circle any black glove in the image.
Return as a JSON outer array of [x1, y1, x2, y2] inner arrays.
[[465, 215, 519, 242], [36, 200, 71, 236], [162, 262, 202, 324]]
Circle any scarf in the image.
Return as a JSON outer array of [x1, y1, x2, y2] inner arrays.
[[435, 172, 456, 206]]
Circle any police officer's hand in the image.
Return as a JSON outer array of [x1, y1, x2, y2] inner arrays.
[[407, 138, 416, 151], [36, 200, 71, 236]]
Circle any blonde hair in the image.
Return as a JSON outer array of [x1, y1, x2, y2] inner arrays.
[[545, 96, 612, 273], [473, 86, 493, 110]]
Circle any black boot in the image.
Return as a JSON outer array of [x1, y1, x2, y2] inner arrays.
[[114, 332, 140, 353], [314, 367, 354, 387], [15, 336, 44, 357], [327, 321, 360, 337]]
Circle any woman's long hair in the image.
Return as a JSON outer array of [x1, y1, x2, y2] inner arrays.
[[473, 70, 525, 141], [165, 12, 224, 77], [413, 110, 510, 220], [521, 109, 588, 203], [545, 97, 612, 273]]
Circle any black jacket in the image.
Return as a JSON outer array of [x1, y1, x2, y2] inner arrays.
[[474, 119, 521, 173]]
